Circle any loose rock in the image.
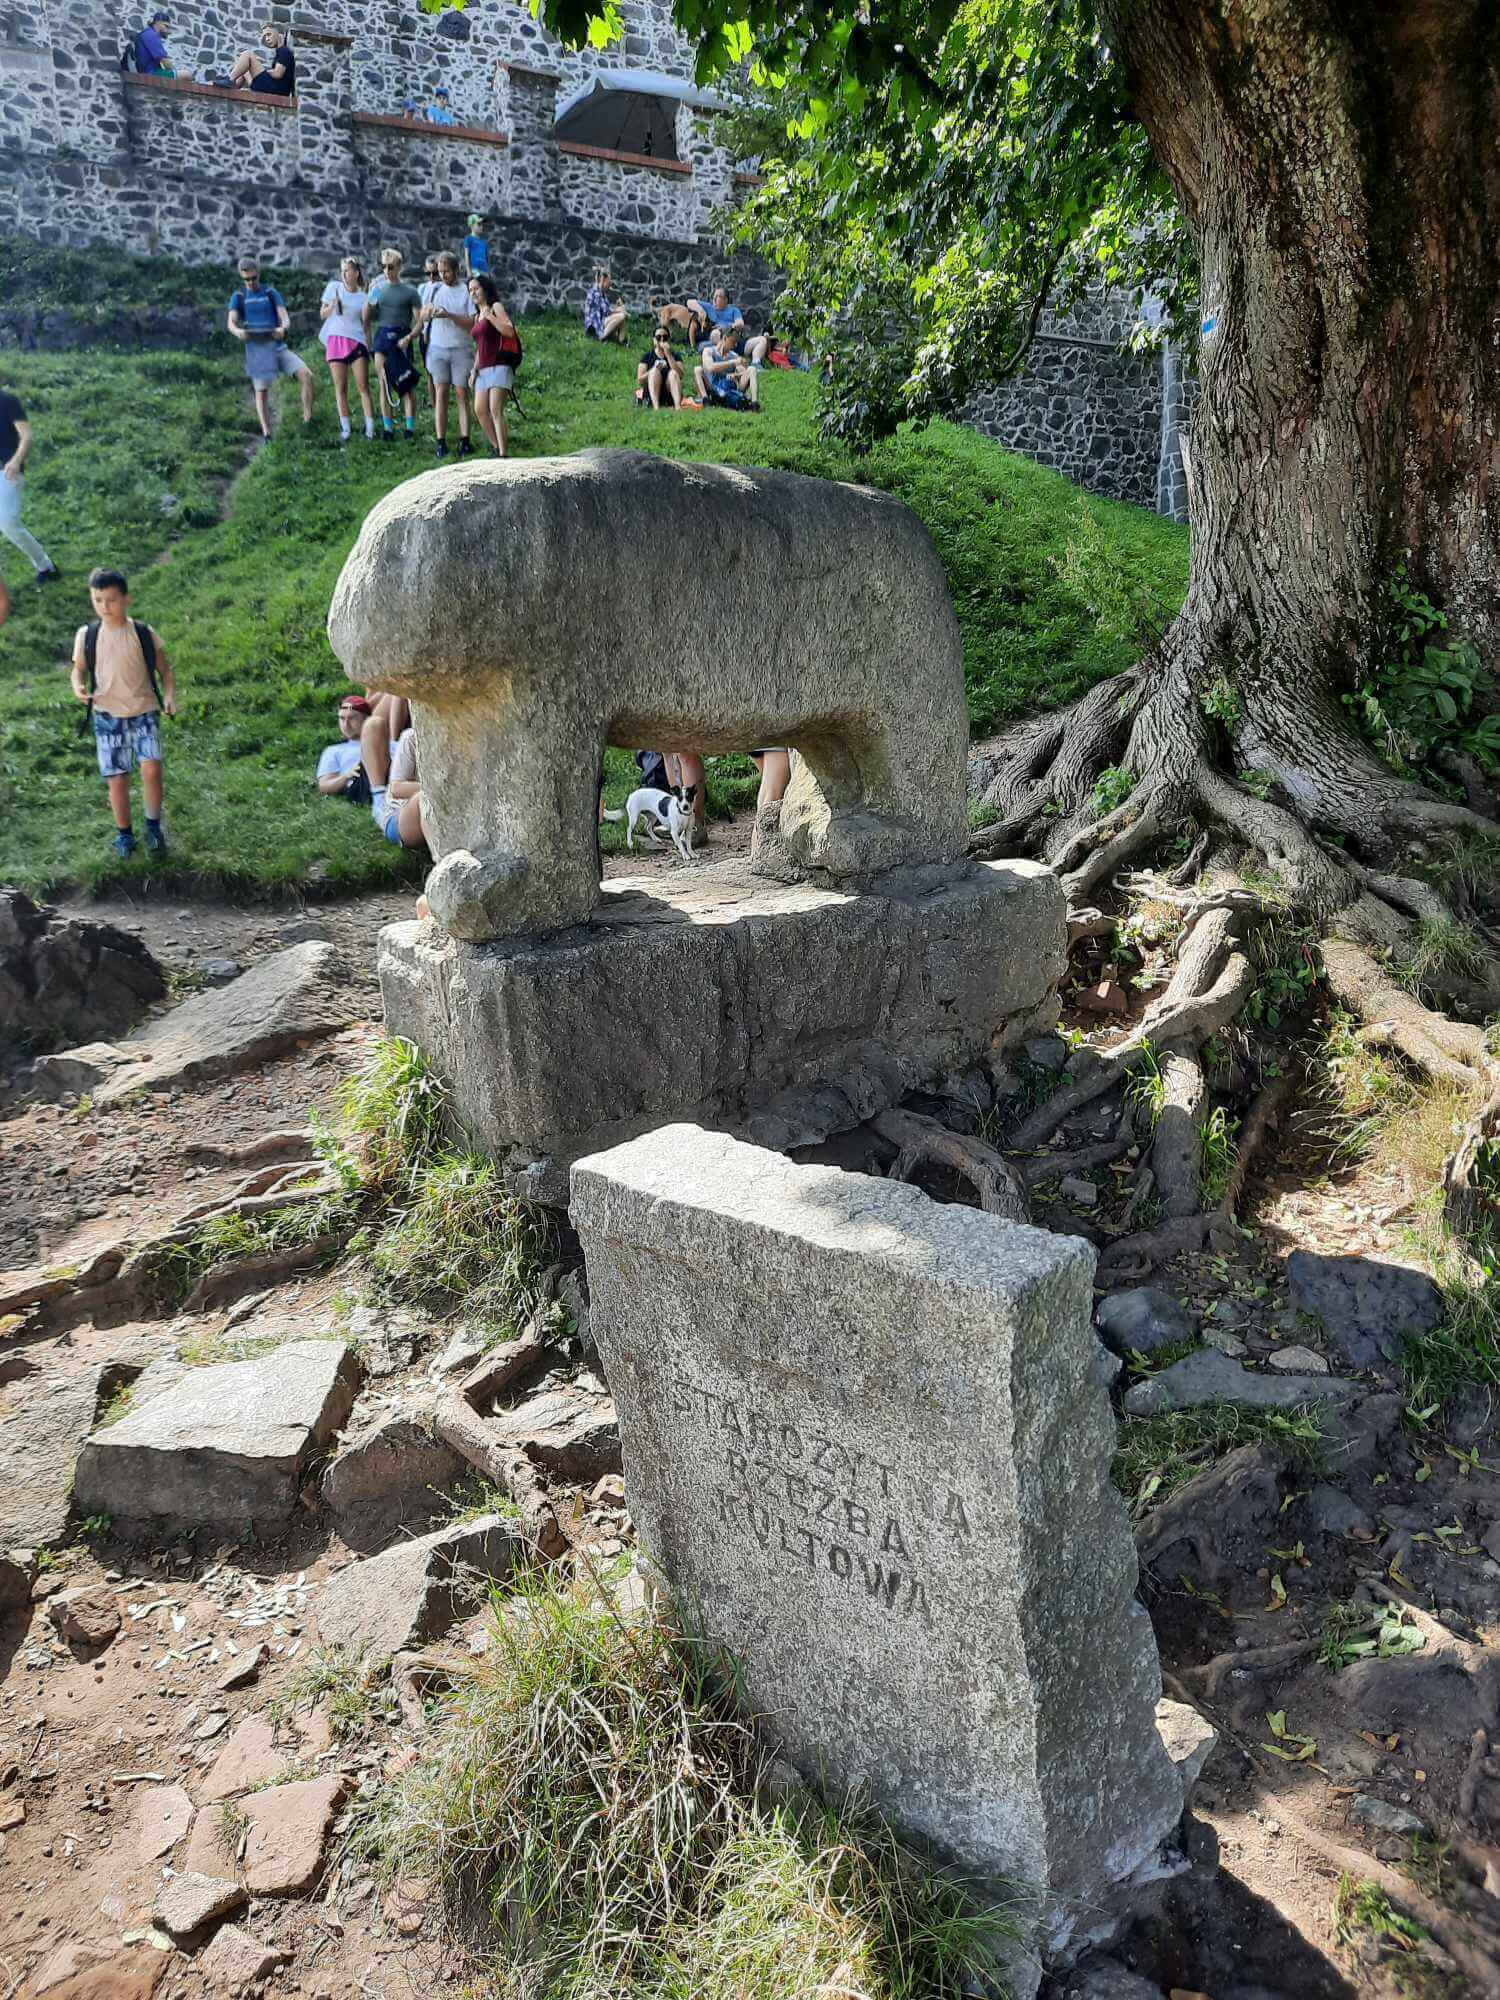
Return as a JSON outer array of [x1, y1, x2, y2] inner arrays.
[[153, 1870, 246, 1936], [241, 1773, 346, 1895], [0, 1368, 114, 1547], [47, 1584, 121, 1650], [1286, 1251, 1443, 1372], [197, 1922, 288, 1994], [216, 1643, 267, 1692], [1095, 1288, 1194, 1359], [316, 1513, 526, 1660], [483, 1381, 621, 1482], [1122, 1349, 1356, 1417], [136, 1782, 194, 1862], [199, 1713, 289, 1802], [320, 1405, 468, 1553], [74, 1340, 358, 1533], [1350, 1794, 1427, 1838], [1267, 1344, 1329, 1375], [1156, 1698, 1218, 1797]]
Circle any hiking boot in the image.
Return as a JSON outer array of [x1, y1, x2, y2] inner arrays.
[[112, 829, 136, 858], [457, 436, 474, 457], [144, 821, 168, 856], [434, 439, 449, 459]]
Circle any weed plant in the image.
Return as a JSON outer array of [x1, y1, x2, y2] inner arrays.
[[1113, 1401, 1325, 1514], [352, 1573, 1020, 1999], [366, 1152, 555, 1335]]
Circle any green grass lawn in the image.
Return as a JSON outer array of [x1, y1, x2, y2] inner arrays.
[[0, 300, 1188, 898]]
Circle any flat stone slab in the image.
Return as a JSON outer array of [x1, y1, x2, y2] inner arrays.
[[73, 1341, 359, 1532], [315, 1513, 526, 1661], [241, 1773, 346, 1895], [137, 1783, 194, 1862], [92, 942, 358, 1106], [1122, 1348, 1359, 1416], [154, 1869, 246, 1936], [320, 1404, 468, 1552], [573, 1125, 1182, 1967], [382, 856, 1064, 1202], [0, 1367, 110, 1548], [1286, 1251, 1443, 1371]]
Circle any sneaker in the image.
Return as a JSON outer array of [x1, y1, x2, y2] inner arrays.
[[36, 566, 60, 586], [144, 821, 168, 855], [434, 439, 449, 459], [382, 426, 396, 442], [112, 829, 136, 858], [457, 437, 474, 457]]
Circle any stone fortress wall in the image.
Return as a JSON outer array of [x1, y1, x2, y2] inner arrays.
[[0, 0, 1192, 521], [0, 0, 770, 310]]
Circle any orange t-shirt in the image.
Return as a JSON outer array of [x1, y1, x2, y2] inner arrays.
[[72, 620, 168, 718]]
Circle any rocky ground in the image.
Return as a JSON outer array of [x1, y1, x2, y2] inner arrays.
[[0, 869, 1497, 2000]]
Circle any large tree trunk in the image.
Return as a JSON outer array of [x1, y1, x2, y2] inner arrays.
[[1110, 0, 1500, 832]]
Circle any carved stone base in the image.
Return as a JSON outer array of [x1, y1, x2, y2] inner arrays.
[[378, 855, 1065, 1204]]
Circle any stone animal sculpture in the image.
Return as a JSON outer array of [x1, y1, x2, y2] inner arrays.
[[328, 448, 968, 941]]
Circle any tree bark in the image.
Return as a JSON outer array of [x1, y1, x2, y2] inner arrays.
[[1108, 0, 1500, 760]]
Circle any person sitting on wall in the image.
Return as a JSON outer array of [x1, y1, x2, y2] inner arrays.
[[583, 268, 628, 344], [693, 325, 759, 411], [462, 214, 490, 276], [133, 11, 176, 76], [635, 326, 684, 410], [426, 85, 456, 126], [221, 23, 295, 95]]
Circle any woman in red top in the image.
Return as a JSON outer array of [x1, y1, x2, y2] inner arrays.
[[466, 274, 519, 458]]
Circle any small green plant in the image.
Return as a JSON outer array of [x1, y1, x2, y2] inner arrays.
[[78, 1513, 112, 1540], [95, 1382, 134, 1429], [1318, 1600, 1426, 1671], [1200, 1105, 1240, 1206], [967, 801, 1001, 831], [336, 1035, 450, 1194], [1114, 1402, 1324, 1514], [351, 1575, 1022, 1998], [137, 1193, 355, 1309], [214, 1801, 251, 1861], [369, 1151, 555, 1334], [1126, 1041, 1168, 1128], [1201, 673, 1243, 728], [275, 1646, 380, 1740], [1345, 562, 1500, 777], [1390, 919, 1489, 1001], [444, 1478, 523, 1526], [1090, 764, 1137, 816], [1236, 767, 1276, 800], [1245, 930, 1320, 1027]]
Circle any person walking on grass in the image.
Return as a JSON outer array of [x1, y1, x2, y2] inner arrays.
[[365, 249, 422, 441], [70, 568, 176, 859], [422, 252, 475, 459], [227, 257, 314, 436], [467, 274, 519, 457], [0, 379, 60, 588], [320, 256, 376, 443]]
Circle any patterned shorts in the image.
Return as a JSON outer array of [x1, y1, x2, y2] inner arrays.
[[93, 708, 162, 778]]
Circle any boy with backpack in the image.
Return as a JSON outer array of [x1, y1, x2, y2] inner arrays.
[[70, 568, 176, 858]]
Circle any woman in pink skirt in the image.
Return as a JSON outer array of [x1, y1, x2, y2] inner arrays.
[[319, 257, 376, 441]]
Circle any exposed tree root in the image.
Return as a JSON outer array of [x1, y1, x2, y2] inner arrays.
[[1445, 1081, 1500, 1247], [871, 1107, 1029, 1221], [969, 669, 1500, 1242], [432, 1392, 565, 1558]]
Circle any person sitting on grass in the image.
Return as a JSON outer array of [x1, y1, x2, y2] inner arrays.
[[694, 325, 759, 411], [70, 567, 176, 859], [688, 286, 746, 346], [376, 726, 426, 848], [635, 326, 683, 410], [222, 23, 295, 94], [365, 248, 422, 441], [358, 693, 411, 816], [227, 256, 315, 436], [467, 274, 519, 457], [315, 693, 373, 798], [583, 268, 627, 344]]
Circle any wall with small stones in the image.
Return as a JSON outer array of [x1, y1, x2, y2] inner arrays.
[[963, 296, 1195, 524], [122, 79, 298, 182], [557, 152, 697, 242], [354, 122, 511, 218]]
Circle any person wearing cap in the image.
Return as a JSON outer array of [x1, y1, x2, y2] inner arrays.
[[426, 85, 455, 126], [462, 215, 490, 279], [315, 693, 372, 796], [134, 11, 176, 76]]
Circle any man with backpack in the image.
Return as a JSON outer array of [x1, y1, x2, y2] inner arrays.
[[227, 256, 315, 437], [131, 12, 175, 75], [69, 568, 176, 859]]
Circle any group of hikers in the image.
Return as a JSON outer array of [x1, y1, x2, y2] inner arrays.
[[227, 230, 518, 454]]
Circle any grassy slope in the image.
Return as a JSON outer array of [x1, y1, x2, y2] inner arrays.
[[0, 305, 1188, 897]]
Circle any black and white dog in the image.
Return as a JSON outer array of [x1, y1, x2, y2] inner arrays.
[[601, 782, 699, 861]]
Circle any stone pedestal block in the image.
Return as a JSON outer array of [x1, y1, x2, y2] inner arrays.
[[379, 856, 1064, 1203], [571, 1128, 1184, 1983]]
